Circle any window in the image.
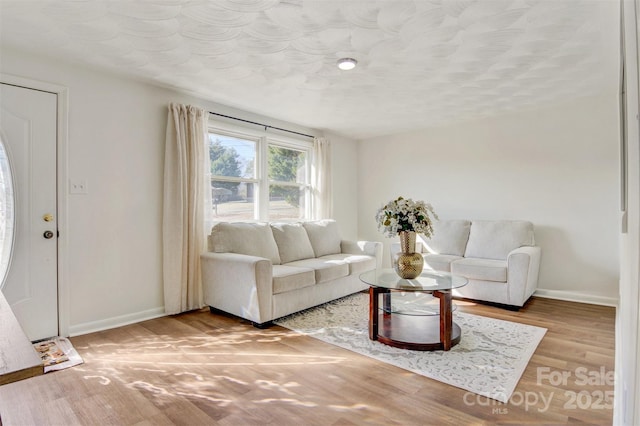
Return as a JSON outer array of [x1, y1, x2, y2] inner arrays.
[[208, 122, 312, 222], [0, 137, 14, 286], [209, 132, 258, 221], [268, 145, 307, 220]]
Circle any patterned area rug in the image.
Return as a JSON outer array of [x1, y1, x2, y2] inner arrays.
[[275, 293, 546, 403]]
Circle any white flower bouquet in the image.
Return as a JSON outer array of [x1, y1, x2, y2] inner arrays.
[[375, 196, 438, 238]]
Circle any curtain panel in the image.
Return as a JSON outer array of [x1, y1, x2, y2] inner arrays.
[[162, 103, 211, 314], [312, 137, 332, 220]]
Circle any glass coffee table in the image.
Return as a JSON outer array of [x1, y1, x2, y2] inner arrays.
[[360, 269, 468, 351]]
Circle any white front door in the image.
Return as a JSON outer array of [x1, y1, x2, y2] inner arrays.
[[0, 83, 58, 341]]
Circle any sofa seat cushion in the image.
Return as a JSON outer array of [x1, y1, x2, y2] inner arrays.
[[271, 223, 315, 263], [272, 265, 316, 294], [451, 258, 507, 282], [210, 222, 281, 265], [319, 253, 376, 275], [284, 258, 349, 284], [422, 254, 463, 272], [303, 220, 342, 257]]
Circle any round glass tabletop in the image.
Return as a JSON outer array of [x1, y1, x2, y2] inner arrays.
[[359, 268, 468, 291]]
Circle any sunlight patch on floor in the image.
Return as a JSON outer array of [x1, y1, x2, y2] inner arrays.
[[83, 375, 111, 385], [253, 398, 318, 407], [91, 351, 346, 367]]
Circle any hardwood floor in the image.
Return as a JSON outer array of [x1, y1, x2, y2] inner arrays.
[[0, 296, 615, 425]]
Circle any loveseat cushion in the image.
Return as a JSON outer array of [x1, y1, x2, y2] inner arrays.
[[210, 222, 281, 265], [422, 220, 471, 256], [423, 254, 463, 272], [464, 220, 535, 261], [284, 258, 349, 284], [272, 265, 316, 294], [271, 223, 315, 263], [303, 219, 342, 257], [451, 258, 507, 282], [319, 253, 376, 275]]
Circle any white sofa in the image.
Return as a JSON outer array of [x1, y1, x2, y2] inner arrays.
[[391, 220, 541, 309], [201, 220, 382, 326]]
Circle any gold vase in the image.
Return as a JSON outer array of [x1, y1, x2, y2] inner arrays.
[[393, 231, 424, 279]]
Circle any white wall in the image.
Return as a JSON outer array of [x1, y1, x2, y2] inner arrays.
[[358, 94, 620, 303], [0, 43, 617, 332], [0, 47, 359, 334], [325, 131, 359, 241]]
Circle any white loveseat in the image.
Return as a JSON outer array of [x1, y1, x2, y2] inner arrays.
[[201, 220, 382, 326], [391, 220, 541, 309]]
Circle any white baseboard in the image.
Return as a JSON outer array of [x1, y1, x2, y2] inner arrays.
[[68, 307, 167, 337], [533, 289, 618, 307]]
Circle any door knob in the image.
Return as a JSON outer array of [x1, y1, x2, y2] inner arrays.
[[43, 213, 54, 222], [43, 230, 54, 239]]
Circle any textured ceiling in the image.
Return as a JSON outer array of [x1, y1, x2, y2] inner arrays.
[[0, 0, 620, 139]]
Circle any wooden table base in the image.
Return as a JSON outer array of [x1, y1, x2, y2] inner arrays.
[[369, 287, 461, 351]]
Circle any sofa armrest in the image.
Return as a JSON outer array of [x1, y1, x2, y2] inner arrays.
[[200, 252, 273, 324], [341, 240, 383, 269], [507, 246, 541, 306]]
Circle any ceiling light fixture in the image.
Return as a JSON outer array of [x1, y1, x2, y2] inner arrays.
[[337, 57, 357, 71]]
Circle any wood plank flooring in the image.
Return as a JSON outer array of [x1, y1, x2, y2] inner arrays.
[[0, 296, 615, 425]]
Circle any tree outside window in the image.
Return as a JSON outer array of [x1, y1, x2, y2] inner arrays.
[[268, 146, 306, 216]]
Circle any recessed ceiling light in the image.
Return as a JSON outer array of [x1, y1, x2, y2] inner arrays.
[[337, 58, 357, 71]]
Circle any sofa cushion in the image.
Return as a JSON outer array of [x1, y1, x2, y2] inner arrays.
[[423, 254, 463, 272], [320, 253, 376, 275], [422, 220, 470, 256], [451, 258, 507, 282], [464, 221, 535, 261], [284, 258, 349, 284], [210, 222, 281, 265], [303, 219, 342, 257], [272, 265, 316, 294], [271, 223, 316, 264]]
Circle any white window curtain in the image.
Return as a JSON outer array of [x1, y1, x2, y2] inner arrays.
[[312, 137, 332, 220], [162, 103, 212, 314]]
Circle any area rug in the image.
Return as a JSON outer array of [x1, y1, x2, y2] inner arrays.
[[33, 337, 84, 373], [274, 293, 546, 403]]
